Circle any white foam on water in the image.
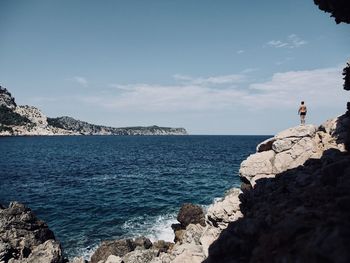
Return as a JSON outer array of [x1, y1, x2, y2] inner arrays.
[[71, 244, 100, 261], [122, 213, 178, 242]]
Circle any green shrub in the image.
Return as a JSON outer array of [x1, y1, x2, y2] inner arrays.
[[0, 106, 31, 126]]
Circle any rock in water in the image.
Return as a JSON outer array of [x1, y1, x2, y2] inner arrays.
[[177, 203, 206, 228]]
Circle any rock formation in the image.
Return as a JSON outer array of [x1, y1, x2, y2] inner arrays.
[[0, 202, 63, 263], [0, 86, 187, 136]]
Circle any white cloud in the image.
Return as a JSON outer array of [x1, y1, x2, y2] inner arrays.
[[80, 66, 345, 113], [72, 76, 88, 87], [237, 50, 245, 54], [173, 73, 246, 85], [267, 34, 307, 49]]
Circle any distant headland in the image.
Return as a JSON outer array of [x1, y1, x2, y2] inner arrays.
[[0, 86, 188, 136]]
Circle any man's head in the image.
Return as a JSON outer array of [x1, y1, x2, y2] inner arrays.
[[301, 101, 304, 105]]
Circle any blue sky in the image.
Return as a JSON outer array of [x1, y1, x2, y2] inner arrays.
[[1, 0, 349, 134]]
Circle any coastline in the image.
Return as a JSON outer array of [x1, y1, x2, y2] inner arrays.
[[1, 112, 349, 263]]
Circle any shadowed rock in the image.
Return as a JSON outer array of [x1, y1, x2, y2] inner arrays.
[[205, 148, 350, 263], [0, 202, 63, 263], [177, 203, 206, 228]]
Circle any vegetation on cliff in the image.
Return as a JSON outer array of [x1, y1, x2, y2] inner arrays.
[[0, 106, 30, 126]]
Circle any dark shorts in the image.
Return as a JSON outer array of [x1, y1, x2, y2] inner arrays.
[[300, 112, 306, 116]]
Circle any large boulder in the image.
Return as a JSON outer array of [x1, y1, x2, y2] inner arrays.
[[239, 124, 332, 186], [90, 239, 135, 263], [177, 204, 205, 228]]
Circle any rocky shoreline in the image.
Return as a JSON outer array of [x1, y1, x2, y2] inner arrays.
[[0, 86, 187, 136], [1, 111, 349, 263]]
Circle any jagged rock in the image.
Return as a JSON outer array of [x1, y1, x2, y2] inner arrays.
[[256, 137, 275, 152], [177, 204, 205, 228], [239, 151, 275, 183], [90, 239, 135, 263], [104, 255, 122, 263], [200, 226, 221, 258], [122, 248, 157, 263], [171, 224, 185, 243], [0, 202, 59, 262], [239, 120, 348, 186], [206, 188, 242, 229], [0, 240, 12, 262], [21, 240, 62, 263], [152, 240, 173, 254], [180, 224, 204, 245], [170, 243, 205, 263], [275, 125, 317, 139], [133, 237, 152, 249]]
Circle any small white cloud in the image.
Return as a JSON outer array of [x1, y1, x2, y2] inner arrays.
[[267, 34, 307, 49], [173, 73, 246, 85], [237, 50, 245, 54], [73, 76, 88, 87]]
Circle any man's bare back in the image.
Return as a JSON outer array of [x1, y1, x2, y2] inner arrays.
[[298, 101, 307, 125]]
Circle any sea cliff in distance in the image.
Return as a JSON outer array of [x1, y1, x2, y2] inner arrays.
[[0, 86, 188, 136]]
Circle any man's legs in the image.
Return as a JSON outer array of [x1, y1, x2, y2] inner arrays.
[[300, 114, 305, 125]]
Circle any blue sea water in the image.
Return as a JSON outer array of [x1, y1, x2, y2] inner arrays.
[[0, 135, 268, 258]]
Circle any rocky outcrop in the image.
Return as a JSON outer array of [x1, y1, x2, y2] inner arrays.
[[0, 86, 188, 136], [0, 202, 63, 263], [0, 86, 16, 109], [202, 113, 350, 262], [240, 119, 348, 187]]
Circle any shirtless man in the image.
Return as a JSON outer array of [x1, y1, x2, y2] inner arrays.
[[298, 101, 307, 125]]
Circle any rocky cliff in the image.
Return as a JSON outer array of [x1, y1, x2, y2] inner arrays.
[[0, 86, 187, 136]]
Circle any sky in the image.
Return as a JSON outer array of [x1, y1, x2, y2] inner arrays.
[[0, 0, 349, 135]]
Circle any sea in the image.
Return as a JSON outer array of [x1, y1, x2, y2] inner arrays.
[[0, 135, 269, 259]]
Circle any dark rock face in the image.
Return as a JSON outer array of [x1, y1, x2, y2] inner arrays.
[[205, 149, 350, 263], [177, 203, 206, 228], [0, 86, 17, 109], [0, 202, 63, 263], [90, 239, 136, 263], [314, 0, 350, 24]]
